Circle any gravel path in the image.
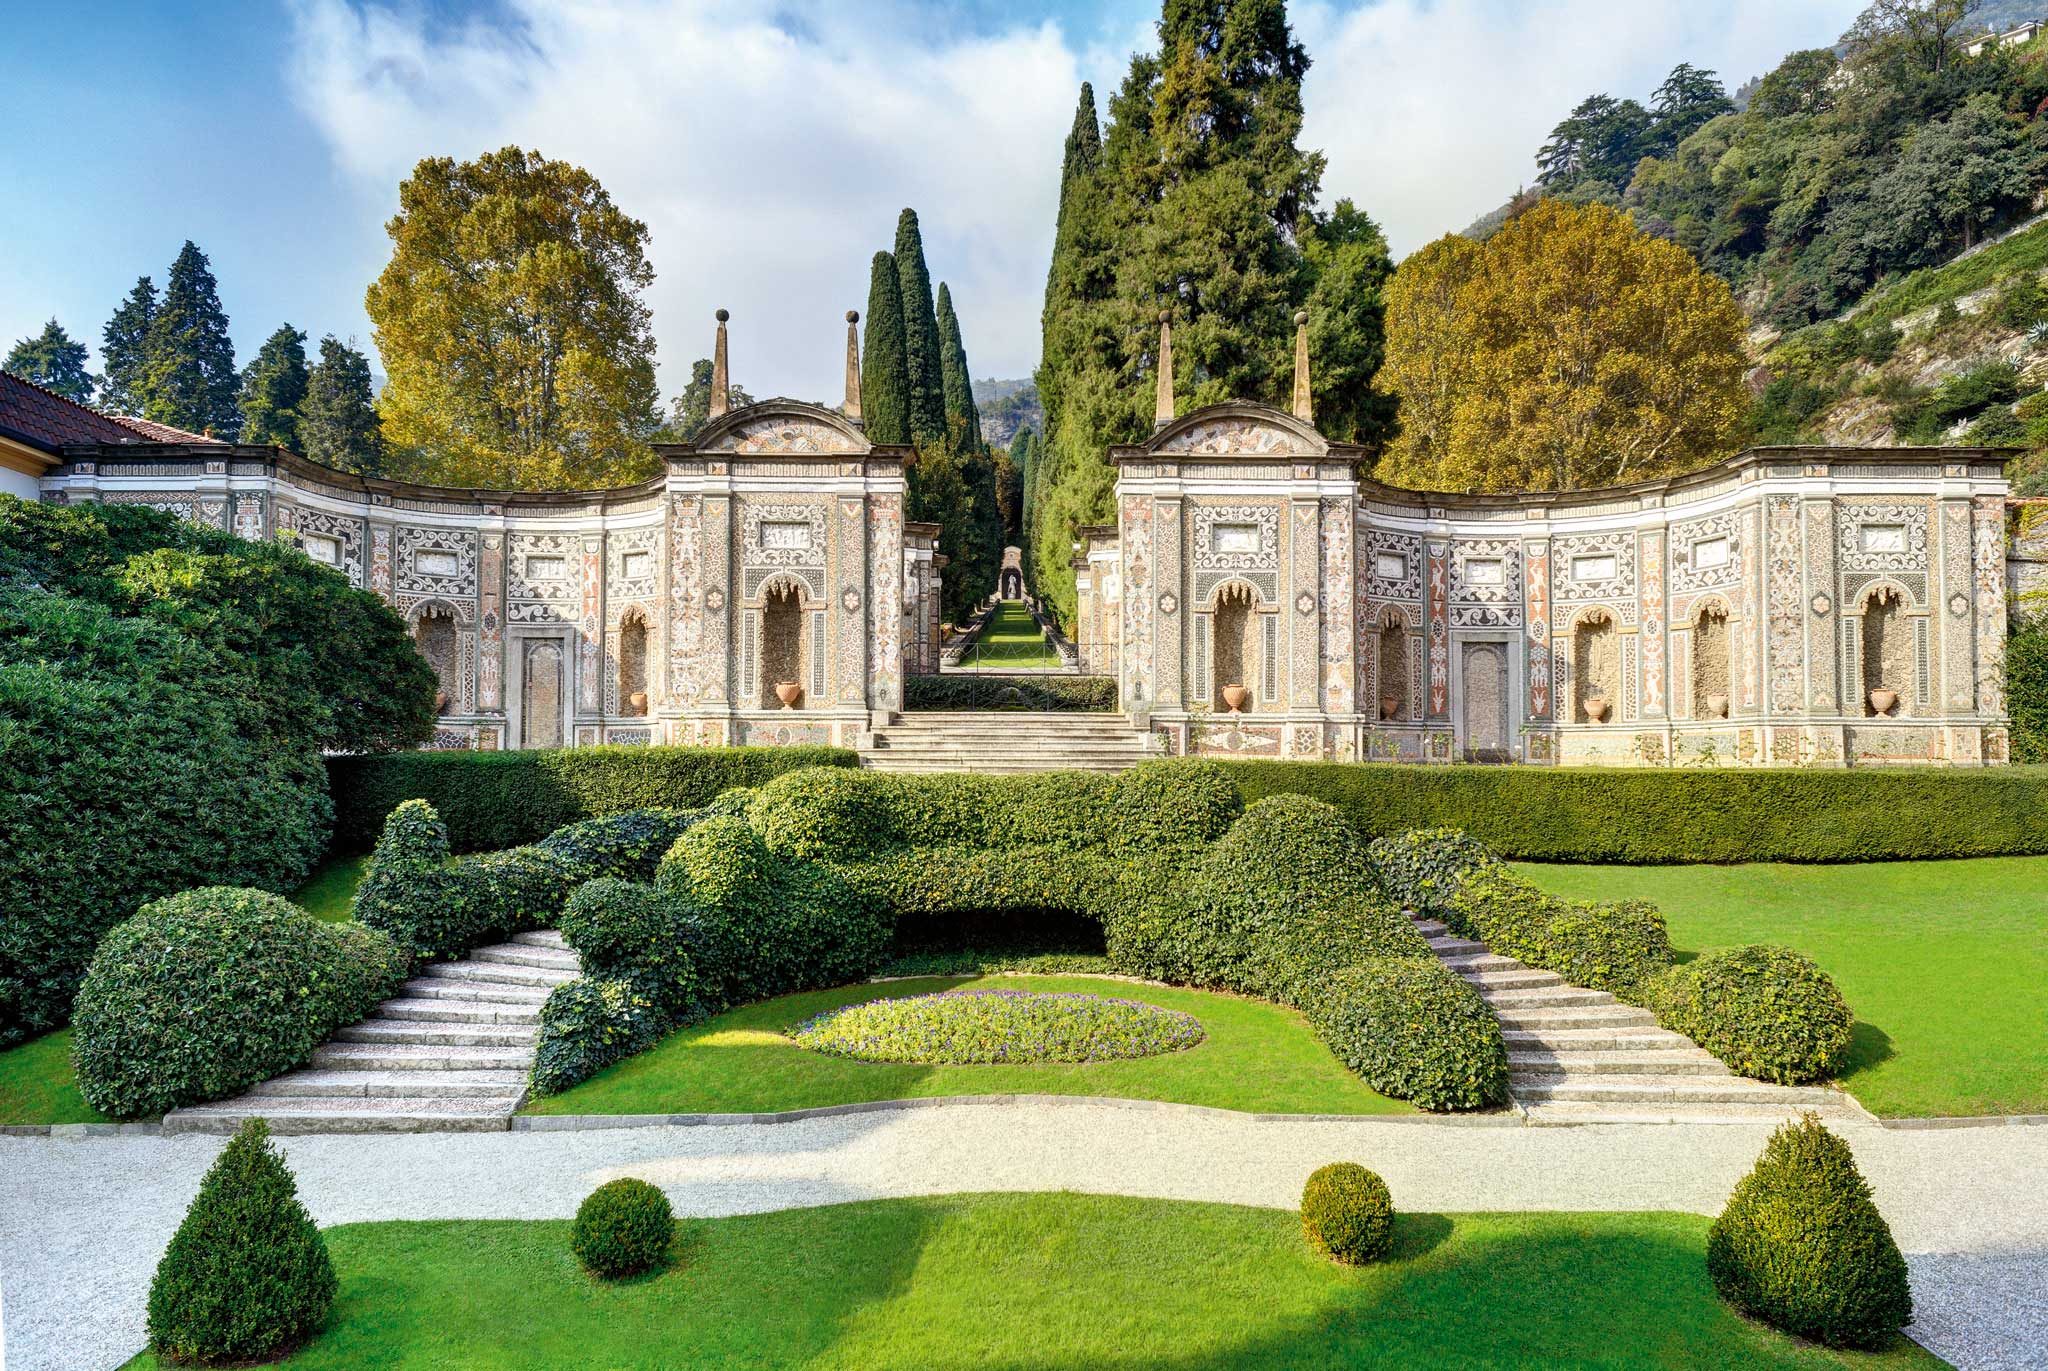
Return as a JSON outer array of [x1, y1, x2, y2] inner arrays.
[[3, 1105, 2041, 1370]]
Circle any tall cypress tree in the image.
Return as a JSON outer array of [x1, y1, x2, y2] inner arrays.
[[934, 283, 983, 454], [99, 277, 158, 415], [237, 325, 310, 450], [860, 251, 912, 446], [142, 241, 240, 438], [300, 336, 385, 477], [934, 281, 1002, 608], [893, 209, 947, 448]]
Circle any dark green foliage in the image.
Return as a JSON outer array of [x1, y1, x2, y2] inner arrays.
[[301, 335, 385, 476], [1445, 867, 1673, 1000], [1893, 359, 2021, 442], [2009, 612, 2048, 763], [861, 252, 912, 447], [1299, 1162, 1394, 1265], [935, 284, 984, 454], [325, 745, 855, 853], [934, 280, 1003, 609], [658, 356, 755, 442], [1650, 945, 1854, 1085], [0, 578, 330, 1048], [142, 240, 240, 439], [895, 209, 948, 448], [1302, 960, 1509, 1112], [72, 888, 404, 1117], [1100, 758, 1244, 858], [1220, 759, 2048, 861], [556, 877, 704, 1018], [903, 672, 1117, 711], [532, 975, 666, 1098], [1367, 828, 1502, 917], [1992, 271, 2047, 329], [147, 1119, 335, 1364], [1708, 1116, 1912, 1348], [572, 1178, 675, 1279], [4, 318, 95, 402], [238, 323, 310, 449], [1745, 374, 1836, 444], [98, 276, 157, 414], [749, 767, 893, 864]]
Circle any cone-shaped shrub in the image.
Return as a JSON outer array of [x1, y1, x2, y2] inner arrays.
[[1707, 1114, 1912, 1348], [147, 1118, 335, 1364], [1301, 1162, 1394, 1265], [572, 1177, 675, 1278]]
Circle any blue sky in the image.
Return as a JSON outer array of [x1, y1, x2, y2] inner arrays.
[[3, 0, 1861, 400]]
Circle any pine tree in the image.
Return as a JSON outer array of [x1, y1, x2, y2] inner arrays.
[[98, 276, 157, 414], [860, 252, 912, 447], [3, 319, 95, 403], [141, 240, 240, 439], [894, 209, 948, 448], [301, 335, 385, 477], [238, 324, 310, 450]]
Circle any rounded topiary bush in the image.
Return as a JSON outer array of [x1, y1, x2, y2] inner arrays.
[[1540, 899, 1673, 1000], [1708, 1114, 1912, 1348], [1100, 758, 1244, 856], [72, 887, 407, 1118], [572, 1177, 676, 1279], [1650, 945, 1854, 1084], [657, 815, 774, 907], [147, 1118, 335, 1364], [1302, 959, 1510, 1112], [1300, 1162, 1394, 1265], [1367, 828, 1501, 916], [748, 766, 890, 862]]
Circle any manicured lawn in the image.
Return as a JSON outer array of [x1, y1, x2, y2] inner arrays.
[[959, 600, 1062, 668], [1519, 857, 2048, 1119], [525, 974, 1413, 1116], [0, 854, 371, 1126], [120, 1196, 1945, 1369]]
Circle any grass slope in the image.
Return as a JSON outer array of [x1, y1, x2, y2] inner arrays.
[[1520, 857, 2048, 1118], [959, 601, 1063, 668], [525, 974, 1411, 1117], [120, 1196, 1945, 1370]]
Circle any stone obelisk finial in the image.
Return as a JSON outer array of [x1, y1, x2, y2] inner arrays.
[[1291, 309, 1312, 424], [1154, 309, 1174, 429], [844, 309, 864, 425], [709, 308, 731, 420]]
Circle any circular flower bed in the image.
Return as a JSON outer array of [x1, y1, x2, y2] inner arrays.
[[789, 989, 1205, 1064]]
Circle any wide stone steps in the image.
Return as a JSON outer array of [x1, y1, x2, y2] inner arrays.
[[1409, 910, 1853, 1125], [861, 709, 1162, 774], [163, 932, 580, 1135]]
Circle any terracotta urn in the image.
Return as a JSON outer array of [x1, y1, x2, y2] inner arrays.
[[1704, 692, 1729, 720], [627, 690, 649, 716], [1868, 686, 1899, 716], [1221, 683, 1249, 714], [1583, 695, 1611, 723], [434, 689, 449, 716], [1380, 694, 1400, 722], [775, 681, 803, 709]]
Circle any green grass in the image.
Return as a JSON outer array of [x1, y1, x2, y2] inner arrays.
[[0, 854, 371, 1126], [119, 1196, 1945, 1369], [1518, 857, 2048, 1119], [525, 974, 1412, 1116], [958, 600, 1063, 668]]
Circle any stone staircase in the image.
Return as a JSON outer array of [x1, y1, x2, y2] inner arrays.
[[861, 711, 1165, 774], [162, 932, 579, 1135], [1409, 912, 1855, 1125]]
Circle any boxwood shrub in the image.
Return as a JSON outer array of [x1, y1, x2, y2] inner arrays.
[[1300, 1162, 1396, 1265], [326, 745, 856, 854], [72, 888, 406, 1117], [1223, 760, 2048, 862], [572, 1177, 675, 1279], [1302, 959, 1510, 1112], [1649, 946, 1855, 1085], [904, 673, 1117, 711]]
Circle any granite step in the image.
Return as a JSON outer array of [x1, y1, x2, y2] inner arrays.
[[1428, 937, 1488, 957], [375, 998, 543, 1026], [472, 943, 582, 972], [511, 930, 570, 951], [1475, 985, 1612, 1009], [399, 977, 552, 1005], [1507, 1050, 1732, 1077], [309, 1041, 536, 1073], [1440, 953, 1528, 974], [333, 1019, 539, 1048], [1490, 1004, 1660, 1030], [243, 1069, 530, 1099], [419, 960, 577, 989], [162, 1095, 518, 1135], [1511, 1075, 1843, 1107], [1520, 1101, 1839, 1127], [1501, 1027, 1692, 1052]]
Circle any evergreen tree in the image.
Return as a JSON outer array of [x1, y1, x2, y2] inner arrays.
[[658, 357, 754, 441], [301, 335, 385, 477], [893, 209, 948, 447], [994, 443, 1023, 545], [860, 252, 912, 446], [933, 281, 1002, 608], [4, 319, 95, 403], [934, 283, 983, 453], [98, 276, 157, 415], [141, 240, 240, 439], [237, 324, 310, 450]]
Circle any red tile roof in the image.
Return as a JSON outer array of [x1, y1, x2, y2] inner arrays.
[[0, 370, 222, 450], [108, 414, 221, 443]]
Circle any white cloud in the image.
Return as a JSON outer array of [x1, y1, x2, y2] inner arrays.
[[288, 0, 1865, 395]]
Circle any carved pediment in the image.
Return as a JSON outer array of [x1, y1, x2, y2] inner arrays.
[[703, 417, 862, 455], [1150, 405, 1327, 457]]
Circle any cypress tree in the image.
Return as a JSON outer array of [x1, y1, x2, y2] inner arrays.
[[893, 209, 948, 448], [3, 320, 96, 403], [238, 324, 311, 450], [301, 335, 385, 477], [142, 240, 240, 438], [98, 276, 157, 415], [934, 283, 983, 454], [860, 251, 912, 446], [934, 281, 1002, 608]]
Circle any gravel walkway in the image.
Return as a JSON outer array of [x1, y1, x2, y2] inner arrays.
[[3, 1105, 2041, 1370]]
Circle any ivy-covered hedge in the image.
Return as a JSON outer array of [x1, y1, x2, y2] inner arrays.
[[904, 673, 1117, 711], [1650, 946, 1855, 1085], [2010, 614, 2048, 765], [1222, 761, 2048, 862], [326, 745, 856, 854], [1444, 867, 1673, 1001], [1302, 960, 1509, 1112]]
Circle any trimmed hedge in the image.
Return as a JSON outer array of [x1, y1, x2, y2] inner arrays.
[[1650, 946, 1855, 1085], [1302, 959, 1510, 1112], [1300, 1163, 1395, 1265], [326, 745, 856, 854], [1223, 761, 2048, 862], [1444, 866, 1673, 1001], [572, 1178, 675, 1279], [72, 888, 406, 1118], [904, 673, 1117, 711], [1368, 828, 1503, 918]]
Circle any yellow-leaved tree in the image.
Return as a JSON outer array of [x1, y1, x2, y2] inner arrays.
[[1377, 199, 1748, 493], [367, 147, 661, 489]]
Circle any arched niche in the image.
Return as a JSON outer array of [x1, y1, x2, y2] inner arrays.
[[760, 580, 808, 709], [1860, 584, 1911, 716], [1572, 607, 1621, 723], [1211, 582, 1260, 712], [618, 608, 650, 715], [411, 604, 459, 714], [1376, 611, 1409, 721], [1690, 600, 1731, 720]]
